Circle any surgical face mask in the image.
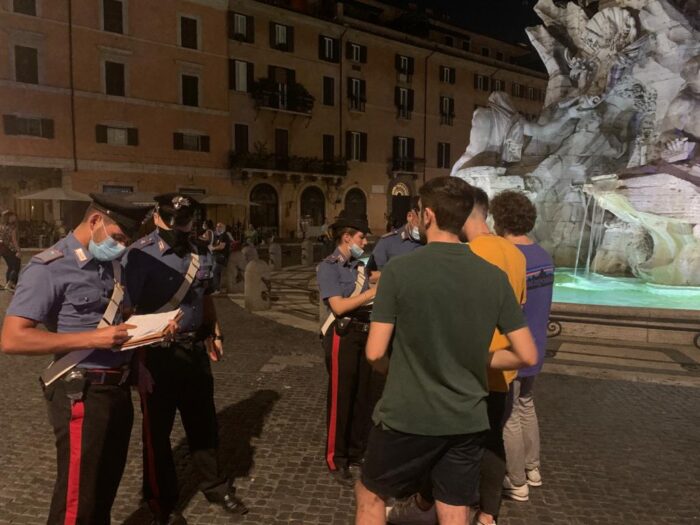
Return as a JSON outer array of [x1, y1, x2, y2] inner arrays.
[[350, 243, 364, 259], [410, 226, 421, 241], [88, 223, 126, 261]]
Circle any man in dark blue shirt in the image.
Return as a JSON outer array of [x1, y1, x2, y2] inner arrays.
[[125, 193, 247, 524]]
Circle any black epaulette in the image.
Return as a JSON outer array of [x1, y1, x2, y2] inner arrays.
[[31, 248, 64, 264]]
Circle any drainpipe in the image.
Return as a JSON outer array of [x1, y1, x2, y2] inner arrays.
[[422, 47, 436, 185], [68, 0, 78, 174]]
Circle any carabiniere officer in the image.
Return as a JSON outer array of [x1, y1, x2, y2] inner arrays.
[[125, 193, 247, 524], [316, 210, 384, 487], [1, 193, 149, 523], [369, 196, 423, 272]]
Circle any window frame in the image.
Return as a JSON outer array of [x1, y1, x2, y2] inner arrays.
[[13, 0, 37, 16], [103, 58, 126, 96], [233, 13, 247, 37], [101, 0, 126, 35], [274, 23, 287, 46], [180, 72, 200, 107], [351, 43, 361, 63], [178, 14, 201, 51], [13, 44, 39, 84], [3, 114, 54, 139]]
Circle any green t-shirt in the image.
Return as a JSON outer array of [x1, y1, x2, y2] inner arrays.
[[371, 242, 526, 436]]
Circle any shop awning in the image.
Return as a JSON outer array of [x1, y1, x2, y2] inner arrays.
[[17, 187, 92, 202]]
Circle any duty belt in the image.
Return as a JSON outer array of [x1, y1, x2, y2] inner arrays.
[[40, 366, 131, 390]]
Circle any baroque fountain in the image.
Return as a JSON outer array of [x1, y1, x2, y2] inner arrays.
[[451, 0, 700, 317]]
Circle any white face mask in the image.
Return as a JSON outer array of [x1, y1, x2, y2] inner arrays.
[[350, 243, 364, 259], [410, 226, 420, 241]]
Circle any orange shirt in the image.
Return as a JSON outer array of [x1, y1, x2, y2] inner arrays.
[[469, 235, 526, 393]]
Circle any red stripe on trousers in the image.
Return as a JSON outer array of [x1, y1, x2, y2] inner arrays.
[[64, 401, 85, 525], [326, 329, 341, 471]]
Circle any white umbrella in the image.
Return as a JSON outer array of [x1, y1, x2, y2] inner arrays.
[[17, 187, 92, 202]]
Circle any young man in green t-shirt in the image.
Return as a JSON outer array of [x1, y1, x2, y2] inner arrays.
[[354, 176, 537, 525]]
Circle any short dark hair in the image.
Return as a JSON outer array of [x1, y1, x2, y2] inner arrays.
[[491, 190, 537, 236], [418, 177, 474, 235], [472, 187, 489, 215], [81, 205, 116, 226]]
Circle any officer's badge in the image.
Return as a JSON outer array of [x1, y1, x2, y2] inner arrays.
[[172, 196, 190, 210]]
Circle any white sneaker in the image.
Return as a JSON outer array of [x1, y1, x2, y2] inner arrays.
[[526, 468, 542, 487], [503, 476, 529, 502], [386, 494, 437, 525]]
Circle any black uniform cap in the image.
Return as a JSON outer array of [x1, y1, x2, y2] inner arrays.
[[89, 193, 150, 236], [154, 192, 200, 227], [331, 209, 371, 235]]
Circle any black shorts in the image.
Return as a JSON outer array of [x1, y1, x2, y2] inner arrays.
[[361, 424, 486, 506]]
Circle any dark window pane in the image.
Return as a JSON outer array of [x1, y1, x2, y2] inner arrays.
[[323, 77, 334, 106], [182, 74, 199, 106], [105, 61, 125, 96], [275, 128, 288, 158], [180, 17, 198, 49], [13, 0, 36, 16], [103, 0, 123, 34], [322, 134, 334, 161], [15, 46, 38, 84], [235, 124, 249, 153]]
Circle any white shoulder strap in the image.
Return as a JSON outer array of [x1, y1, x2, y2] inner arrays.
[[40, 261, 125, 387], [156, 253, 200, 313], [320, 266, 367, 336]]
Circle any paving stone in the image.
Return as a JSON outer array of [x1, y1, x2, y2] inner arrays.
[[0, 295, 699, 524]]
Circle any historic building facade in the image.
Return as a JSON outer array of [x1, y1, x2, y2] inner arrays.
[[1, 0, 546, 237]]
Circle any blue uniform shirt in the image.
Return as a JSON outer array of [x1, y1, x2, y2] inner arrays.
[[370, 223, 422, 270], [6, 232, 131, 369], [125, 229, 214, 333], [316, 247, 370, 302]]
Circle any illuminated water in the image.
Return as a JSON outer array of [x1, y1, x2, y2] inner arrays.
[[553, 269, 700, 311]]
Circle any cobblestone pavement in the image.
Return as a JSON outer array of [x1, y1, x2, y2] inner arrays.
[[1, 292, 700, 524]]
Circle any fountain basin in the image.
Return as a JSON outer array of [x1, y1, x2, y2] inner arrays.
[[551, 270, 700, 348]]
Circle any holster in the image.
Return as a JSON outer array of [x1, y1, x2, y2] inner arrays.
[[334, 317, 352, 337]]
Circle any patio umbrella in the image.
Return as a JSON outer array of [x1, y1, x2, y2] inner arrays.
[[17, 187, 92, 202]]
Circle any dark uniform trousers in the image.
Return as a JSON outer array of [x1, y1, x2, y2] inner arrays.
[[322, 323, 385, 471], [140, 342, 228, 519], [45, 380, 133, 524]]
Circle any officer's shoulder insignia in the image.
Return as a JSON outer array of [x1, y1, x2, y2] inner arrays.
[[32, 248, 64, 264], [323, 254, 341, 264], [139, 236, 155, 248], [380, 230, 398, 239]]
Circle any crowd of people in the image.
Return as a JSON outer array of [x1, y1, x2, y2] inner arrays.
[[317, 176, 554, 525], [0, 177, 554, 525]]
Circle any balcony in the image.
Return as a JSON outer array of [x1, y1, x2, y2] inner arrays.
[[440, 113, 455, 126], [230, 151, 347, 177], [348, 96, 366, 112], [397, 107, 412, 120], [250, 78, 315, 115], [390, 157, 425, 174]]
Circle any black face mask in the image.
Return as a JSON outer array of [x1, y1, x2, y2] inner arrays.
[[158, 228, 191, 257]]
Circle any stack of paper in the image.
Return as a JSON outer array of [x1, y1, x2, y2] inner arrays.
[[119, 309, 182, 350]]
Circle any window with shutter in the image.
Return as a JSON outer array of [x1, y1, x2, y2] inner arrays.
[[13, 0, 36, 15], [322, 76, 334, 106], [181, 74, 199, 106], [127, 127, 138, 145], [96, 125, 108, 143], [359, 133, 367, 162], [103, 0, 123, 34], [462, 37, 471, 51], [3, 115, 54, 138], [105, 61, 125, 96], [173, 132, 184, 150], [14, 45, 38, 84], [234, 124, 249, 153], [41, 119, 54, 139], [232, 60, 249, 92], [322, 134, 334, 162], [106, 126, 127, 146], [180, 16, 198, 50], [481, 47, 490, 57]]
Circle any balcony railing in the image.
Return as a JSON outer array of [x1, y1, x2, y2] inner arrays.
[[396, 107, 412, 120], [391, 157, 425, 173], [230, 151, 347, 176], [440, 113, 455, 126], [348, 96, 366, 112], [250, 78, 315, 114]]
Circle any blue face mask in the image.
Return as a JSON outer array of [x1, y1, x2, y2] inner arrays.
[[350, 243, 364, 259], [89, 223, 126, 261]]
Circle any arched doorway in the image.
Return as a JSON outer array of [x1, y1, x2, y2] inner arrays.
[[250, 183, 279, 238], [344, 188, 367, 218], [300, 186, 325, 226]]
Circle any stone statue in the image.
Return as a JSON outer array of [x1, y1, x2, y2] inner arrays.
[[450, 0, 700, 285]]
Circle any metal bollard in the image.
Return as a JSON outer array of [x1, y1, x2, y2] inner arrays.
[[268, 242, 282, 270], [244, 259, 271, 311], [301, 239, 314, 266]]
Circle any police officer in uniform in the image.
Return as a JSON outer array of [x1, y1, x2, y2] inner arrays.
[[1, 194, 149, 523], [317, 211, 382, 486], [125, 193, 247, 524], [370, 196, 423, 272]]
